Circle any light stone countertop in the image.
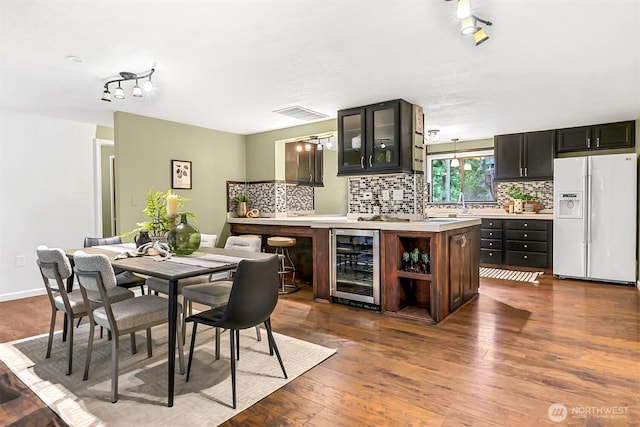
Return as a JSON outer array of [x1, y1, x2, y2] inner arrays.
[[227, 214, 482, 232], [426, 208, 554, 221]]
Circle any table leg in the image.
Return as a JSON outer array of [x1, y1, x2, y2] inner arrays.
[[167, 279, 178, 407]]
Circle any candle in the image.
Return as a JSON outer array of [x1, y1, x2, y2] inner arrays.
[[166, 194, 178, 217]]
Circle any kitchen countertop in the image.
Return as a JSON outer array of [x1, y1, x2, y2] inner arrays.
[[426, 209, 554, 221], [227, 214, 481, 232]]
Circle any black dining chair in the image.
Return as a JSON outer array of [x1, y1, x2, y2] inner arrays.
[[185, 255, 287, 409]]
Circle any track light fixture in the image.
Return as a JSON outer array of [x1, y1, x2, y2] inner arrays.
[[426, 129, 440, 144], [101, 68, 155, 102], [445, 0, 493, 46]]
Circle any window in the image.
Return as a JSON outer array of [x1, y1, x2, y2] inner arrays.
[[427, 150, 495, 203]]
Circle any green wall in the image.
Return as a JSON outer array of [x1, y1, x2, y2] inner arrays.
[[114, 112, 246, 242], [426, 137, 494, 154], [96, 125, 114, 140], [245, 118, 348, 214], [245, 119, 337, 180]]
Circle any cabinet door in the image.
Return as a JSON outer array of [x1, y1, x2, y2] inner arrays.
[[449, 233, 465, 311], [366, 100, 401, 172], [337, 107, 366, 175], [523, 130, 555, 179], [284, 142, 323, 186], [494, 134, 524, 180], [593, 121, 635, 150], [556, 126, 591, 152]]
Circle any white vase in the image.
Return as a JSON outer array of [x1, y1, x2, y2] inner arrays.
[[514, 199, 523, 214]]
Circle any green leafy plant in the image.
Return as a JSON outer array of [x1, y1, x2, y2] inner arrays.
[[507, 186, 535, 201], [122, 189, 195, 238], [233, 193, 249, 203]]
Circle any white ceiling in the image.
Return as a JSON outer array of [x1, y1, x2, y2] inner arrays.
[[1, 0, 639, 143]]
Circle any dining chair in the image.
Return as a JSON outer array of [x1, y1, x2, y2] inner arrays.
[[185, 255, 287, 409], [84, 236, 147, 295], [36, 246, 134, 375], [182, 234, 263, 345], [73, 250, 185, 403]]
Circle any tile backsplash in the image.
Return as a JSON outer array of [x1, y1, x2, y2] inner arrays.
[[427, 180, 554, 211], [348, 173, 424, 216], [227, 181, 314, 216]]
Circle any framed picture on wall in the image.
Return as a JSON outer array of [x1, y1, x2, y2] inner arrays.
[[171, 159, 192, 189]]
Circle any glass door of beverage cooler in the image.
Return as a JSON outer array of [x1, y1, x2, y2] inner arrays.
[[330, 229, 380, 305]]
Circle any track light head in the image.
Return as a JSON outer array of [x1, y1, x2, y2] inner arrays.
[[101, 88, 111, 102], [474, 27, 490, 45]]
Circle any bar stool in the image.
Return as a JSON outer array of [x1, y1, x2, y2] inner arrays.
[[267, 236, 298, 294]]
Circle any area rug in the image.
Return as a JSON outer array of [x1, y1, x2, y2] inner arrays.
[[0, 324, 336, 426], [480, 267, 544, 283]]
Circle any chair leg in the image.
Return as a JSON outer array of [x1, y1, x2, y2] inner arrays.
[[176, 307, 185, 375], [146, 329, 152, 358], [130, 332, 137, 355], [66, 314, 74, 375], [264, 318, 287, 379], [255, 325, 262, 341], [76, 317, 82, 328], [111, 334, 120, 403], [186, 322, 198, 382], [215, 327, 221, 360], [140, 285, 145, 295], [46, 307, 56, 359], [83, 322, 96, 381], [229, 328, 237, 409], [235, 329, 240, 361]]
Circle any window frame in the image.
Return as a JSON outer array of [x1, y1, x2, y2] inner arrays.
[[426, 149, 496, 204]]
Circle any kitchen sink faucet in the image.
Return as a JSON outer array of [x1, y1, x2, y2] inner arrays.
[[458, 192, 468, 213]]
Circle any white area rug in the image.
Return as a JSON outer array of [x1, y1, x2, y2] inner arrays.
[[0, 324, 335, 426], [480, 267, 544, 283]]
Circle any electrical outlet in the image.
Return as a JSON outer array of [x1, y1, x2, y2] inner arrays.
[[393, 189, 404, 200], [362, 191, 372, 200], [15, 255, 26, 267], [382, 190, 390, 201]]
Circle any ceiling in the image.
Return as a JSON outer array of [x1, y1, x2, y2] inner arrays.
[[1, 0, 639, 143]]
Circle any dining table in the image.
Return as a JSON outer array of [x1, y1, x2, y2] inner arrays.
[[64, 244, 273, 407]]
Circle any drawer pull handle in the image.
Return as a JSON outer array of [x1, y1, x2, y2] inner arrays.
[[524, 244, 528, 248], [489, 242, 493, 246], [524, 234, 528, 238], [524, 255, 528, 259], [524, 223, 528, 227], [489, 222, 493, 226], [489, 232, 493, 236]]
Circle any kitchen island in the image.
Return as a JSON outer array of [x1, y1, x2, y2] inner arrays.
[[228, 215, 481, 324]]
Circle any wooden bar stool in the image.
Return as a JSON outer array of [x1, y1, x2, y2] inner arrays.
[[267, 236, 299, 294]]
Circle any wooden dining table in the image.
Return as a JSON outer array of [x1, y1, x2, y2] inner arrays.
[[64, 245, 273, 407]]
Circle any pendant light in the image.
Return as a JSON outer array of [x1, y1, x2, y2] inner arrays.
[[101, 68, 155, 101], [464, 161, 472, 170], [451, 139, 460, 168]]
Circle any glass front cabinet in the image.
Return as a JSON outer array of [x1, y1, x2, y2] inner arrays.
[[338, 99, 421, 176]]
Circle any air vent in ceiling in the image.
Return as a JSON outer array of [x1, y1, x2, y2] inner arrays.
[[273, 106, 329, 121]]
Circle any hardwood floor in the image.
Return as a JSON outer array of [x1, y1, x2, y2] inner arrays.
[[1, 275, 639, 426]]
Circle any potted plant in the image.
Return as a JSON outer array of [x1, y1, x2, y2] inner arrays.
[[122, 189, 195, 240], [505, 186, 542, 213], [233, 193, 250, 217]]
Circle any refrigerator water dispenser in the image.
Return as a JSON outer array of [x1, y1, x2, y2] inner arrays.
[[557, 191, 582, 218]]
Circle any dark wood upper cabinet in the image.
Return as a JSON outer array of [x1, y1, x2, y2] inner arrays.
[[337, 99, 420, 176], [285, 141, 323, 186], [556, 121, 635, 153], [494, 130, 554, 181]]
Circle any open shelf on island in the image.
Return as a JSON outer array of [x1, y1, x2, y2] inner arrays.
[[397, 270, 432, 281]]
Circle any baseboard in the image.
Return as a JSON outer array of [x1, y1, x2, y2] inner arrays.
[[0, 288, 46, 302]]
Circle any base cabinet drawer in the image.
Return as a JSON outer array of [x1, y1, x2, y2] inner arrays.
[[481, 249, 503, 263], [505, 251, 548, 268], [505, 240, 547, 252], [505, 230, 548, 241], [481, 238, 502, 250], [481, 229, 503, 239]]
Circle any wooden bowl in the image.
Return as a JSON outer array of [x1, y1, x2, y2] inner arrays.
[[504, 201, 543, 213]]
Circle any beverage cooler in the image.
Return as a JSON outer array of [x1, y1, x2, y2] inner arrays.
[[330, 229, 380, 310]]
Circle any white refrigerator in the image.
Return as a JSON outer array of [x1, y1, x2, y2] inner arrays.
[[554, 153, 637, 284]]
